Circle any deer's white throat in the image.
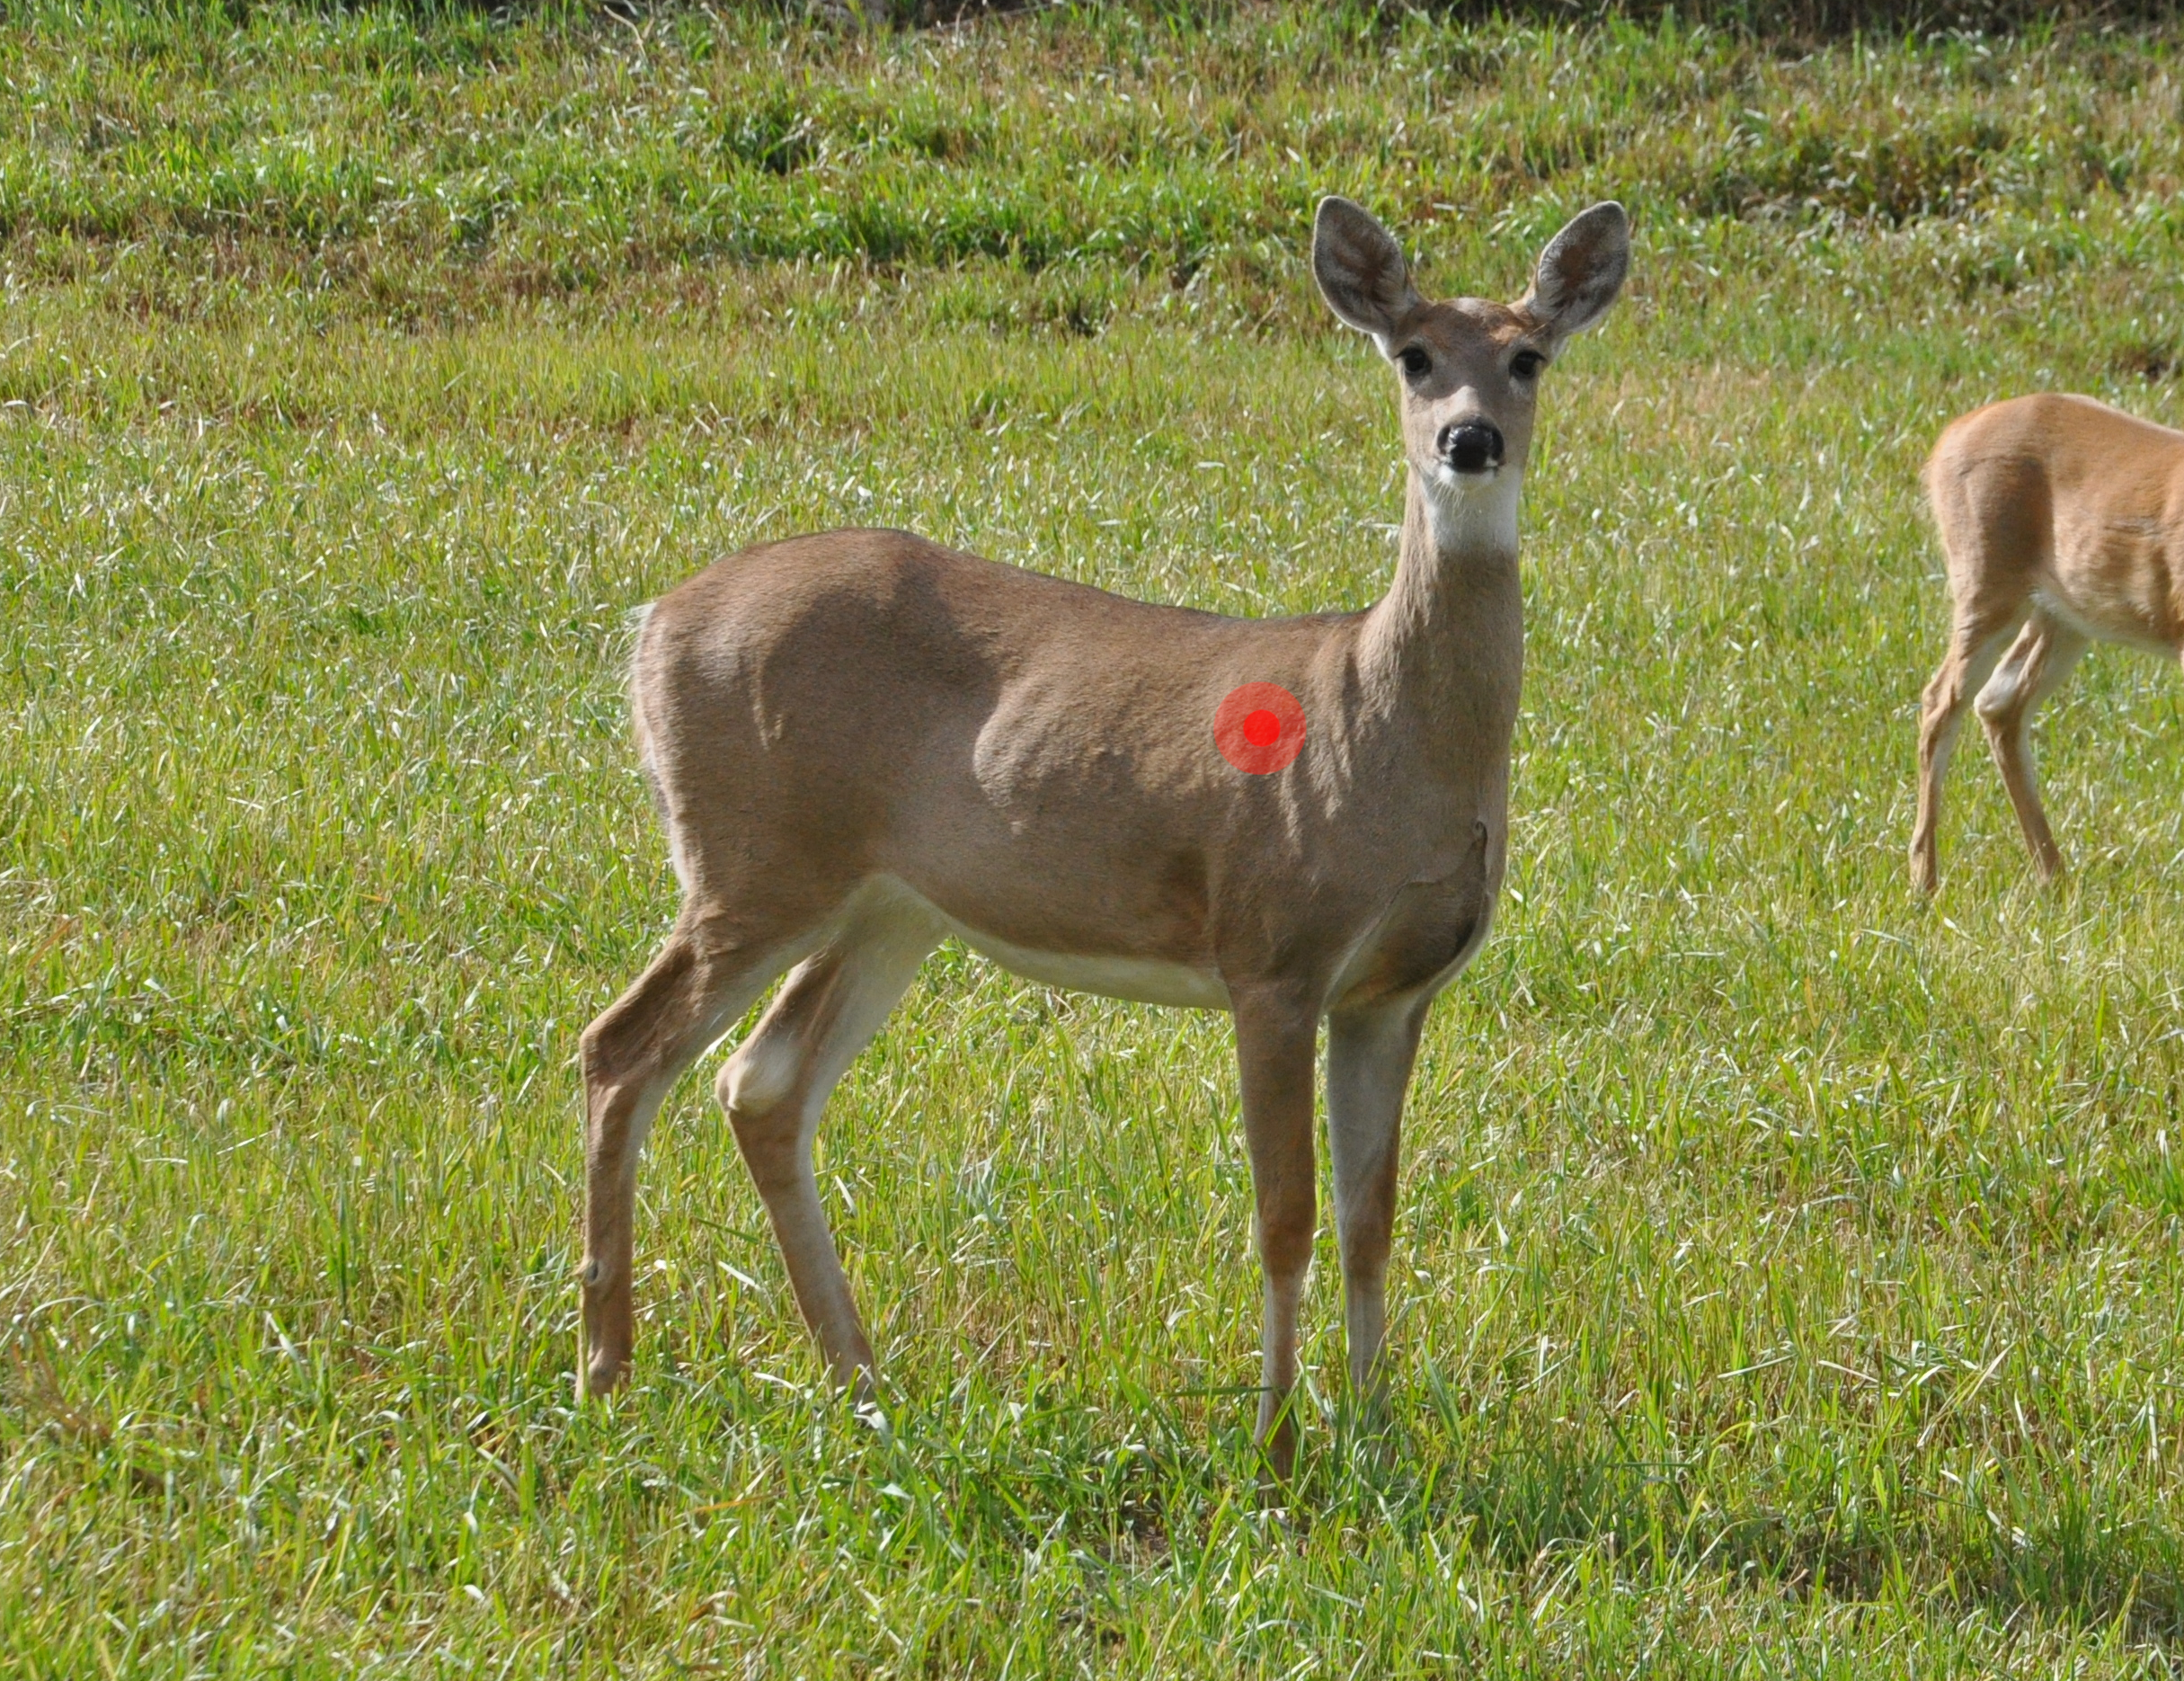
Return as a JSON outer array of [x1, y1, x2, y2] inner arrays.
[[1420, 463, 1522, 557]]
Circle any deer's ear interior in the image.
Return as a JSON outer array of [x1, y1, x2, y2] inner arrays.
[[1522, 201, 1629, 346], [1312, 196, 1420, 345]]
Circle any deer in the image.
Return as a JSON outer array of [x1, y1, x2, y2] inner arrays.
[[577, 196, 1629, 1476], [1912, 392, 2184, 894]]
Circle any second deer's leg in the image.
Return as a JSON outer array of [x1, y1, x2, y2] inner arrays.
[[1324, 1001, 1426, 1402], [1911, 610, 2022, 892], [1230, 987, 1322, 1481], [580, 910, 792, 1399], [718, 889, 942, 1390], [1975, 609, 2089, 883]]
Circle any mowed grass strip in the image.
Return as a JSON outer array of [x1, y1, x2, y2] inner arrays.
[[8, 5, 2184, 1677]]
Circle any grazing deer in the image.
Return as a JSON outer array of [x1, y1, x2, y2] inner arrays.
[[1913, 392, 2184, 892], [579, 197, 1629, 1473]]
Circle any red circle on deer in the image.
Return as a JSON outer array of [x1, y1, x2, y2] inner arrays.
[[1214, 682, 1307, 774]]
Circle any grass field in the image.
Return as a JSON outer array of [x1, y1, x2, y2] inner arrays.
[[12, 4, 2184, 1674]]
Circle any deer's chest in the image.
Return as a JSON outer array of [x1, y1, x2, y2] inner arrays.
[[1329, 820, 1497, 1012]]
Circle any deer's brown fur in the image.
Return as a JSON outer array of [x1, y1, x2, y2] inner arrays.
[[579, 197, 1629, 1475]]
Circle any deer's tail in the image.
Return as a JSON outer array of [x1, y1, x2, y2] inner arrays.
[[625, 602, 668, 821]]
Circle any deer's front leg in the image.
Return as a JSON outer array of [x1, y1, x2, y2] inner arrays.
[[1325, 1001, 1426, 1405], [1230, 986, 1321, 1482]]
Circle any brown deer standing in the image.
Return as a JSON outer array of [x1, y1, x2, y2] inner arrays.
[[578, 197, 1629, 1474], [1913, 392, 2184, 892]]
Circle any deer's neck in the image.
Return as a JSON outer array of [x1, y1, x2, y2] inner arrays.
[[1359, 468, 1525, 722]]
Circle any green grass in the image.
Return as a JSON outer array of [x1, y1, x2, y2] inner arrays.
[[10, 4, 2184, 1675]]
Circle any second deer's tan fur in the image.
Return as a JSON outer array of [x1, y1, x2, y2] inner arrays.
[[1913, 392, 2184, 892]]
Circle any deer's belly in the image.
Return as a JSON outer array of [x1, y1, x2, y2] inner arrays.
[[935, 912, 1231, 1009], [2032, 583, 2179, 654]]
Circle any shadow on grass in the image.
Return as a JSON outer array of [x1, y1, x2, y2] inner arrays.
[[1444, 1430, 2184, 1643], [861, 1372, 2184, 1646]]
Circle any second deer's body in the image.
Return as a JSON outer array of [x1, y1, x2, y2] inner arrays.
[[1913, 392, 2184, 890]]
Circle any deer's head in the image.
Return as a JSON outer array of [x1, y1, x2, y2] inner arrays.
[[1312, 197, 1629, 537]]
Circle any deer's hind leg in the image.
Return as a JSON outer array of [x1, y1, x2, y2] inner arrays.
[[717, 883, 943, 1389], [581, 903, 812, 1399], [1911, 608, 2024, 894], [1975, 608, 2090, 884], [1914, 454, 2052, 892]]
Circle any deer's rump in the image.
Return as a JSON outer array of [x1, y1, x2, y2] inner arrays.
[[1930, 394, 2184, 650]]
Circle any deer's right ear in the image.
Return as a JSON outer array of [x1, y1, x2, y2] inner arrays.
[[1521, 201, 1630, 349], [1312, 197, 1418, 347]]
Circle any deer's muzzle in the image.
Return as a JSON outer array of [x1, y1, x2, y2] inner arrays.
[[1438, 421, 1505, 475]]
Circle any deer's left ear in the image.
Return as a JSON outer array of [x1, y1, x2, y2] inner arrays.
[[1313, 196, 1422, 347], [1520, 201, 1629, 349]]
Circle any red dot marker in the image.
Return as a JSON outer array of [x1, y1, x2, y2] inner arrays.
[[1214, 682, 1306, 774]]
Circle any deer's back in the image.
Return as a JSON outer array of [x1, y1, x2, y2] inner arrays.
[[627, 529, 1441, 962], [632, 529, 1346, 766]]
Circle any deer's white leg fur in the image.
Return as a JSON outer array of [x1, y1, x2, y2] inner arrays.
[[717, 881, 945, 1388], [1975, 609, 2089, 882]]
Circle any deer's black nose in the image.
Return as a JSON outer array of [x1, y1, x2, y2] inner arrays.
[[1438, 421, 1505, 475]]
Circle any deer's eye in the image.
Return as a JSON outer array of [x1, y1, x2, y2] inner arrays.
[[1397, 346, 1431, 378], [1510, 350, 1546, 382]]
